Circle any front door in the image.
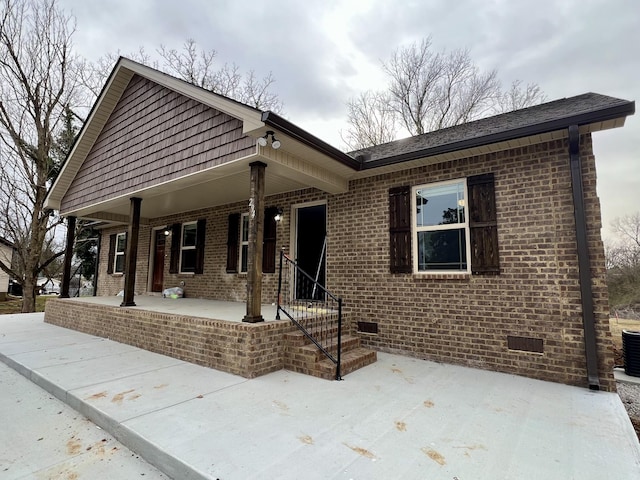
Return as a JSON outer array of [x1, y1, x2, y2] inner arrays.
[[295, 204, 326, 300], [152, 230, 166, 292]]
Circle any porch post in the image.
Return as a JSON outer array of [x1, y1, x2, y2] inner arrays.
[[121, 197, 142, 307], [243, 161, 266, 323], [60, 215, 76, 298]]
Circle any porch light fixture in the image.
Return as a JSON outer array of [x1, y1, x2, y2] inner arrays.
[[163, 229, 170, 236], [274, 207, 283, 222], [258, 130, 281, 150]]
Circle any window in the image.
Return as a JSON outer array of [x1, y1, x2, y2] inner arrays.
[[389, 174, 499, 275], [114, 232, 126, 273], [179, 222, 198, 273], [412, 179, 469, 273], [239, 213, 249, 273]]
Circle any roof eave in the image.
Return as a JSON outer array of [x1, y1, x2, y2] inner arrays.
[[361, 100, 636, 170], [261, 111, 361, 170]]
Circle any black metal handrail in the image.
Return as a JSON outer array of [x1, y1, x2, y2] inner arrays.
[[277, 248, 342, 380]]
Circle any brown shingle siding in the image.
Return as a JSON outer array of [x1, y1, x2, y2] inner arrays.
[[61, 75, 255, 213]]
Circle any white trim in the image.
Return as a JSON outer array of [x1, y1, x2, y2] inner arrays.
[[411, 178, 471, 274]]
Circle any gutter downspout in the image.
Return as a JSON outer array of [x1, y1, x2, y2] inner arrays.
[[568, 125, 600, 390]]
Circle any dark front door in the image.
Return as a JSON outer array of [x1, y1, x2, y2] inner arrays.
[[152, 230, 166, 292], [295, 204, 326, 300]]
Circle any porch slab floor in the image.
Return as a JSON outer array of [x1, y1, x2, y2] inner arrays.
[[62, 295, 279, 322], [1, 313, 639, 480]]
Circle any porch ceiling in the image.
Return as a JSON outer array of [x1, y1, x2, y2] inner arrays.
[[69, 151, 348, 224]]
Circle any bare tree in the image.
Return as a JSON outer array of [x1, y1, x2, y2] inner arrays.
[[0, 0, 77, 311], [606, 213, 640, 308], [346, 36, 545, 148], [81, 39, 282, 113], [341, 90, 397, 151], [494, 80, 546, 114]]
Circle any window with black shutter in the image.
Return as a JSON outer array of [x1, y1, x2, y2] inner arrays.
[[226, 213, 240, 273], [107, 232, 126, 274], [468, 173, 500, 275], [389, 186, 412, 273], [391, 174, 500, 274]]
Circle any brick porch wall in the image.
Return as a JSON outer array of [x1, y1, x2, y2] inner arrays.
[[45, 298, 296, 378], [92, 134, 614, 390]]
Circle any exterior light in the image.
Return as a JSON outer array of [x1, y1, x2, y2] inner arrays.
[[274, 207, 284, 222], [258, 130, 281, 150]]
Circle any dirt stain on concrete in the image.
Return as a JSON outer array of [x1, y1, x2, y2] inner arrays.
[[391, 367, 415, 384], [344, 443, 376, 459], [422, 448, 446, 465], [298, 434, 314, 445], [87, 391, 108, 400], [66, 437, 82, 455], [395, 421, 407, 431], [111, 389, 136, 405], [153, 383, 168, 389], [273, 400, 289, 411], [424, 400, 435, 408]]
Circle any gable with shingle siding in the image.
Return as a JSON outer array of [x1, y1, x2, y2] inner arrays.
[[60, 74, 255, 212]]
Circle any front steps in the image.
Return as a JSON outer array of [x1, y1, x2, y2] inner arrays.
[[284, 327, 377, 380]]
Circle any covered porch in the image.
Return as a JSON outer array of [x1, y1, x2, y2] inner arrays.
[[44, 296, 297, 379]]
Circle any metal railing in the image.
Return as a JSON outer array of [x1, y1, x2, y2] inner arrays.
[[276, 249, 343, 380]]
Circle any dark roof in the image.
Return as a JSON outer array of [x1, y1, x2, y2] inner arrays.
[[0, 237, 14, 248], [349, 93, 635, 170]]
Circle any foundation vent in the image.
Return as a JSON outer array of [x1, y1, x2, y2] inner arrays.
[[507, 335, 543, 354]]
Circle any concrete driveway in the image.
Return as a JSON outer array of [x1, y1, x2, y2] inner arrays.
[[0, 313, 638, 479]]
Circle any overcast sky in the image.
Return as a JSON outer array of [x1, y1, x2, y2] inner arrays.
[[59, 0, 639, 241]]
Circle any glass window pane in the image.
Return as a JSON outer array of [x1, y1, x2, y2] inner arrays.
[[241, 245, 248, 273], [115, 254, 125, 273], [181, 249, 196, 273], [182, 224, 197, 247], [241, 215, 249, 242], [116, 234, 126, 253], [417, 229, 467, 271], [416, 182, 465, 227]]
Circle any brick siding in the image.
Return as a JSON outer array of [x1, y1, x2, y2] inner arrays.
[[88, 134, 613, 391]]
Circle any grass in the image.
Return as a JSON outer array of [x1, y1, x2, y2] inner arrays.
[[0, 295, 54, 315]]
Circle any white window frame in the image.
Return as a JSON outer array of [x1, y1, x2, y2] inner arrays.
[[113, 232, 126, 274], [411, 178, 471, 274], [239, 212, 249, 273], [179, 221, 198, 274]]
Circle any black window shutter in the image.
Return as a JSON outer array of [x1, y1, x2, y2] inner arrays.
[[226, 213, 240, 273], [263, 207, 278, 273], [468, 173, 500, 275], [389, 186, 412, 273], [169, 223, 181, 274], [195, 219, 206, 274], [107, 234, 116, 274]]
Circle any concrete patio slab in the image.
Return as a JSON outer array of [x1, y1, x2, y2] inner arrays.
[[0, 361, 168, 479], [1, 313, 639, 480]]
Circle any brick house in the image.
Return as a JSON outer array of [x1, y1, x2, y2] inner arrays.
[[44, 57, 634, 390]]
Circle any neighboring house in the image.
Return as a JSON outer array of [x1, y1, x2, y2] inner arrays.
[[44, 57, 635, 391], [0, 237, 15, 301]]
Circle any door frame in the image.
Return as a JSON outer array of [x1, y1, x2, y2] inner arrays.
[[147, 225, 168, 293], [289, 200, 327, 300]]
